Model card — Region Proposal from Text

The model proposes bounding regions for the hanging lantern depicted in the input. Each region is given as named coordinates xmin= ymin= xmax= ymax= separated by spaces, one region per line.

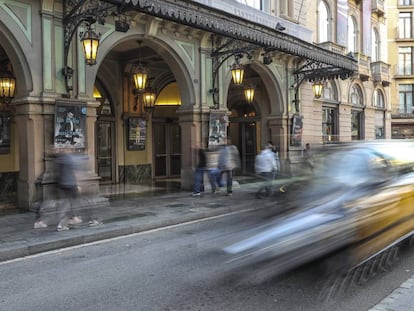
xmin=231 ymin=63 xmax=244 ymax=85
xmin=312 ymin=81 xmax=324 ymax=99
xmin=0 ymin=66 xmax=16 ymax=104
xmin=80 ymin=26 xmax=100 ymax=66
xmin=244 ymin=86 xmax=255 ymax=103
xmin=143 ymin=86 xmax=156 ymax=113
xmin=132 ymin=65 xmax=148 ymax=91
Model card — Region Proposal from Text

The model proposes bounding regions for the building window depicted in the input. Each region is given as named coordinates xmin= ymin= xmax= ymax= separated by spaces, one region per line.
xmin=399 ymin=12 xmax=412 ymax=39
xmin=399 ymin=84 xmax=414 ymax=113
xmin=398 ymin=47 xmax=413 ymax=75
xmin=374 ymin=89 xmax=385 ymax=108
xmin=371 ymin=28 xmax=380 ymax=62
xmin=322 ymin=107 xmax=337 ymax=142
xmin=348 ymin=16 xmax=357 ymax=53
xmin=351 ymin=110 xmax=363 ymax=140
xmin=375 ymin=111 xmax=385 ymax=139
xmin=349 ymin=84 xmax=363 ymax=106
xmin=399 ymin=0 xmax=412 ymax=6
xmin=322 ymin=81 xmax=338 ymax=101
xmin=317 ymin=1 xmax=330 ymax=43
xmin=236 ymin=0 xmax=270 ymax=11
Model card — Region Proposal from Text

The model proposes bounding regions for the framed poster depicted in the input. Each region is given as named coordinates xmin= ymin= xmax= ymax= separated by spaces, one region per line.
xmin=0 ymin=113 xmax=11 ymax=154
xmin=208 ymin=112 xmax=228 ymax=146
xmin=291 ymin=114 xmax=303 ymax=146
xmin=54 ymin=102 xmax=87 ymax=150
xmin=127 ymin=117 xmax=146 ymax=150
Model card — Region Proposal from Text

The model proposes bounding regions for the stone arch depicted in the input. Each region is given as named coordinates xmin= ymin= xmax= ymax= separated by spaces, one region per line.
xmin=372 ymin=87 xmax=386 ymax=109
xmin=348 ymin=81 xmax=365 ymax=106
xmin=223 ymin=60 xmax=285 ymax=115
xmin=84 ymin=32 xmax=196 ymax=110
xmin=0 ymin=20 xmax=32 ymax=99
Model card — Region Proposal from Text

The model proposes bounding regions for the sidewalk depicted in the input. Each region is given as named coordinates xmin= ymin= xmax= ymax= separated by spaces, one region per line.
xmin=0 ymin=180 xmax=267 ymax=263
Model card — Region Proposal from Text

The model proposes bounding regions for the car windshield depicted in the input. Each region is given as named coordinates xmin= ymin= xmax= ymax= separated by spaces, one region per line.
xmin=315 ymin=147 xmax=391 ymax=186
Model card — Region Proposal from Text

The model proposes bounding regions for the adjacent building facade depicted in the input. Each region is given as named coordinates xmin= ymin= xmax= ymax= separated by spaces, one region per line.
xmin=387 ymin=0 xmax=414 ymax=138
xmin=0 ymin=0 xmax=391 ymax=210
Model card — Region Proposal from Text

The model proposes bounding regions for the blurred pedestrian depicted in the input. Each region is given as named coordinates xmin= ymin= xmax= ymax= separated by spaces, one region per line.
xmin=55 ymin=149 xmax=82 ymax=231
xmin=192 ymin=145 xmax=207 ymax=196
xmin=206 ymin=147 xmax=223 ymax=193
xmin=255 ymin=144 xmax=277 ymax=198
xmin=303 ymin=143 xmax=314 ymax=173
xmin=218 ymin=137 xmax=241 ymax=196
xmin=267 ymin=141 xmax=281 ymax=178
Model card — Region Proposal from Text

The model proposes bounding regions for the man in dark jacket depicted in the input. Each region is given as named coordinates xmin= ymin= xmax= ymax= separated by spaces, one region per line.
xmin=192 ymin=145 xmax=207 ymax=196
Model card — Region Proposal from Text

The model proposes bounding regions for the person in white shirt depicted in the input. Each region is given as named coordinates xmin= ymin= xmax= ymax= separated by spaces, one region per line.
xmin=255 ymin=145 xmax=277 ymax=198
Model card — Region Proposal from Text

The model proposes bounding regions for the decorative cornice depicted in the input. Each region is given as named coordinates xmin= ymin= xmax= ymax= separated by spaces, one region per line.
xmin=106 ymin=0 xmax=357 ymax=71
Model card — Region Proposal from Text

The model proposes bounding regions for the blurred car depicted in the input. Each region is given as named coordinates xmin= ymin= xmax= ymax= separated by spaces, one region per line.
xmin=222 ymin=141 xmax=414 ymax=281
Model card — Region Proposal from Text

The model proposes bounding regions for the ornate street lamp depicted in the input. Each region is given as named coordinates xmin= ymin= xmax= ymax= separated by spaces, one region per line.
xmin=142 ymin=85 xmax=156 ymax=113
xmin=132 ymin=64 xmax=148 ymax=91
xmin=312 ymin=81 xmax=324 ymax=99
xmin=231 ymin=62 xmax=244 ymax=85
xmin=0 ymin=62 xmax=16 ymax=105
xmin=244 ymin=86 xmax=255 ymax=103
xmin=80 ymin=25 xmax=100 ymax=66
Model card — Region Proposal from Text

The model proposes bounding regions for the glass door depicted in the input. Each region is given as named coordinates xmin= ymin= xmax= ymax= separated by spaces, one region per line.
xmin=153 ymin=121 xmax=181 ymax=178
xmin=96 ymin=121 xmax=115 ymax=183
xmin=229 ymin=121 xmax=256 ymax=174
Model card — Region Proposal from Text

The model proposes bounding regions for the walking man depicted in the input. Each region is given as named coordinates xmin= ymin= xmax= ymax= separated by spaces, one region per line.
xmin=218 ymin=137 xmax=240 ymax=196
xmin=255 ymin=145 xmax=277 ymax=198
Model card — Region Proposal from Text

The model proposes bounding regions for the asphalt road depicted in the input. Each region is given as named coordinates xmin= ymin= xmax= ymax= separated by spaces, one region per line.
xmin=1 ymin=209 xmax=414 ymax=311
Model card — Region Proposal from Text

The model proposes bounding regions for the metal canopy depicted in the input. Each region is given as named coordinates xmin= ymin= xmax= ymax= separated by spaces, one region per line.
xmin=63 ymin=0 xmax=357 ymax=78
xmin=102 ymin=0 xmax=357 ymax=71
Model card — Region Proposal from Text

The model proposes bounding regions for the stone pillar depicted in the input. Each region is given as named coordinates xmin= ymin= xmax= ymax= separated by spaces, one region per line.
xmin=177 ymin=107 xmax=210 ymax=190
xmin=15 ymin=103 xmax=45 ymax=209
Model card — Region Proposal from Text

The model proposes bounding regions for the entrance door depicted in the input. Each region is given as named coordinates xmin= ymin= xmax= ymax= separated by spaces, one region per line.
xmin=229 ymin=121 xmax=256 ymax=174
xmin=153 ymin=121 xmax=181 ymax=178
xmin=96 ymin=120 xmax=115 ymax=183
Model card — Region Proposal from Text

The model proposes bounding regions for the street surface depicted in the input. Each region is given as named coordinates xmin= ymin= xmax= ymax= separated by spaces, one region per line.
xmin=1 ymin=208 xmax=414 ymax=311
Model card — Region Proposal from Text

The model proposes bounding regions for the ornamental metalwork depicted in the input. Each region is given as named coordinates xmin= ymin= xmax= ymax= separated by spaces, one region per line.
xmin=105 ymin=0 xmax=357 ymax=71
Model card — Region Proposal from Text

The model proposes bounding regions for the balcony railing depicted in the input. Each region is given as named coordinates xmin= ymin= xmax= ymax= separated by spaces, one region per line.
xmin=395 ymin=26 xmax=414 ymax=40
xmin=317 ymin=41 xmax=347 ymax=55
xmin=372 ymin=0 xmax=385 ymax=16
xmin=371 ymin=61 xmax=390 ymax=86
xmin=391 ymin=109 xmax=414 ymax=118
xmin=354 ymin=52 xmax=370 ymax=80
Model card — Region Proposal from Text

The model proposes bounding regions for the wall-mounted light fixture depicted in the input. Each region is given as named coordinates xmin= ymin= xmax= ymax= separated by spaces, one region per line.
xmin=231 ymin=62 xmax=244 ymax=85
xmin=244 ymin=86 xmax=255 ymax=103
xmin=0 ymin=61 xmax=16 ymax=105
xmin=292 ymin=60 xmax=354 ymax=113
xmin=80 ymin=24 xmax=101 ymax=66
xmin=62 ymin=1 xmax=124 ymax=95
xmin=312 ymin=81 xmax=324 ymax=99
xmin=209 ymin=36 xmax=258 ymax=109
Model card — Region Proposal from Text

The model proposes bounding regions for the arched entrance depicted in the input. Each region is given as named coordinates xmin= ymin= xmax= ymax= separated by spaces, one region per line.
xmin=94 ymin=37 xmax=194 ymax=186
xmin=94 ymin=84 xmax=116 ymax=183
xmin=152 ymin=82 xmax=181 ymax=178
xmin=229 ymin=102 xmax=259 ymax=174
